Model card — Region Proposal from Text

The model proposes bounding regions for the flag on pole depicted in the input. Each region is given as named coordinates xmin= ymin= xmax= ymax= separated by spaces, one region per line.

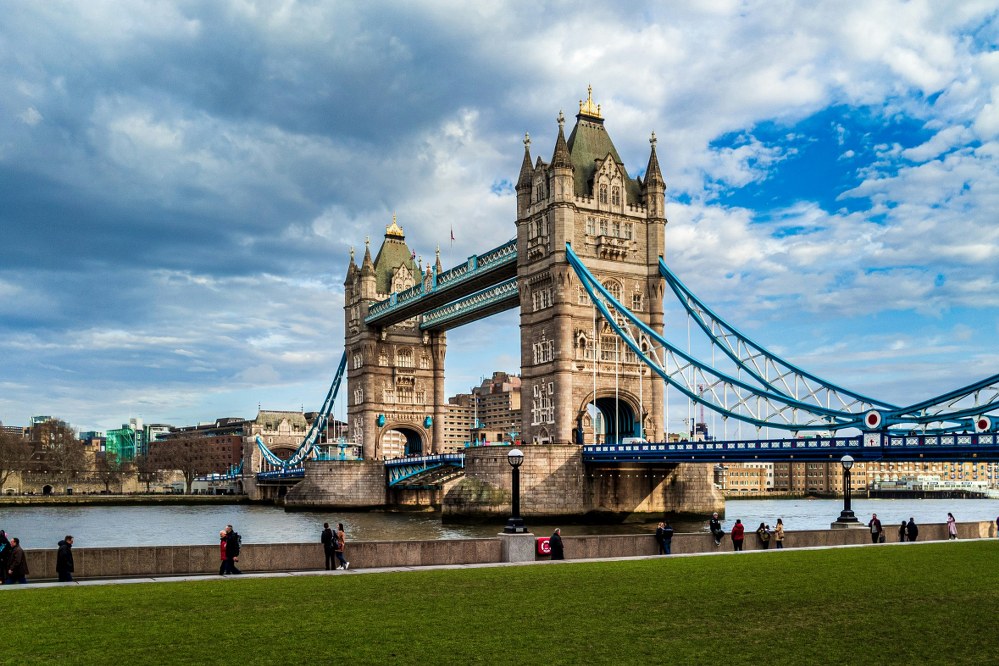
xmin=450 ymin=227 xmax=455 ymax=243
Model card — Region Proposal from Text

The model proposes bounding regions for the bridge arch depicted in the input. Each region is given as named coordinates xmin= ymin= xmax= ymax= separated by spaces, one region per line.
xmin=576 ymin=391 xmax=643 ymax=445
xmin=381 ymin=423 xmax=428 ymax=457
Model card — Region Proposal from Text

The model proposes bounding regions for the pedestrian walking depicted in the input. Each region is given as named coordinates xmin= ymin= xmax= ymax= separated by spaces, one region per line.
xmin=218 ymin=530 xmax=227 ymax=575
xmin=662 ymin=521 xmax=674 ymax=555
xmin=709 ymin=512 xmax=725 ymax=546
xmin=321 ymin=522 xmax=336 ymax=570
xmin=335 ymin=523 xmax=349 ymax=570
xmin=756 ymin=522 xmax=771 ymax=550
xmin=56 ymin=535 xmax=75 ymax=582
xmin=898 ymin=521 xmax=907 ymax=543
xmin=731 ymin=519 xmax=745 ymax=551
xmin=6 ymin=537 xmax=28 ymax=584
xmin=868 ymin=513 xmax=883 ymax=544
xmin=906 ymin=518 xmax=918 ymax=542
xmin=774 ymin=518 xmax=785 ymax=549
xmin=550 ymin=528 xmax=564 ymax=560
xmin=223 ymin=524 xmax=242 ymax=575
xmin=946 ymin=512 xmax=958 ymax=540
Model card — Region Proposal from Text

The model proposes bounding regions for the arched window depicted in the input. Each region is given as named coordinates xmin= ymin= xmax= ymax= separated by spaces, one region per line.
xmin=603 ymin=281 xmax=622 ymax=301
xmin=612 ymin=187 xmax=620 ymax=206
xmin=396 ymin=348 xmax=414 ymax=368
xmin=599 ymin=185 xmax=608 ymax=204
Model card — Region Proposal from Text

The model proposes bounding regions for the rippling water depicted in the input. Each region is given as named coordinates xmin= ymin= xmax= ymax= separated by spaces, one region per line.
xmin=1 ymin=497 xmax=997 ymax=548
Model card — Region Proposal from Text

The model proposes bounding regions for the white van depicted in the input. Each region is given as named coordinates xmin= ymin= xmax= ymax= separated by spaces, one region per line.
xmin=621 ymin=437 xmax=647 ymax=445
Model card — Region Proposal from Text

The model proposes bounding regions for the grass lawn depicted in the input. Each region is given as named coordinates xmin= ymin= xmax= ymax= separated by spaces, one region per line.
xmin=5 ymin=541 xmax=997 ymax=664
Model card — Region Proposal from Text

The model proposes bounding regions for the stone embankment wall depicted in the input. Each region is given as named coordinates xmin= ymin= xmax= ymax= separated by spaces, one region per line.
xmin=18 ymin=521 xmax=995 ymax=581
xmin=283 ymin=460 xmax=387 ymax=509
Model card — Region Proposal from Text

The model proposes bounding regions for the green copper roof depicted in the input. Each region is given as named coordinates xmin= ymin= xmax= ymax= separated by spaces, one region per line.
xmin=566 ymin=116 xmax=642 ymax=202
xmin=373 ymin=236 xmax=420 ymax=295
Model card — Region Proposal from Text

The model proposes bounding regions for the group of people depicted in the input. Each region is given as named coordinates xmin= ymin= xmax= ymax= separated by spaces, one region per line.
xmin=709 ymin=514 xmax=786 ymax=551
xmin=0 ymin=531 xmax=74 ymax=584
xmin=217 ymin=524 xmax=243 ymax=575
xmin=320 ymin=522 xmax=349 ymax=570
xmin=655 ymin=521 xmax=675 ymax=554
xmin=866 ymin=512 xmax=959 ymax=543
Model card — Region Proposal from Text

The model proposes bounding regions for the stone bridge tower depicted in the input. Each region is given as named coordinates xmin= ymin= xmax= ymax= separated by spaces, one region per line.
xmin=343 ymin=218 xmax=446 ymax=459
xmin=516 ymin=87 xmax=666 ymax=446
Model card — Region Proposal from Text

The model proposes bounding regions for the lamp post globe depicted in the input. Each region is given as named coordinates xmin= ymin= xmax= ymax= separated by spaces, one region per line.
xmin=835 ymin=454 xmax=859 ymax=525
xmin=503 ymin=448 xmax=527 ymax=534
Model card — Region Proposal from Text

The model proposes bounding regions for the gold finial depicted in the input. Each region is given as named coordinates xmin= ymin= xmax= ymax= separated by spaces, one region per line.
xmin=385 ymin=212 xmax=405 ymax=238
xmin=365 ymin=236 xmax=370 ymax=248
xmin=350 ymin=246 xmax=355 ymax=261
xmin=523 ymin=131 xmax=531 ymax=149
xmin=436 ymin=244 xmax=440 ymax=257
xmin=650 ymin=131 xmax=657 ymax=147
xmin=557 ymin=110 xmax=565 ymax=128
xmin=578 ymin=84 xmax=602 ymax=119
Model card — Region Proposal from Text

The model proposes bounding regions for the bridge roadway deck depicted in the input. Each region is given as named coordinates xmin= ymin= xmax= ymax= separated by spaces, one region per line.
xmin=584 ymin=432 xmax=999 ymax=463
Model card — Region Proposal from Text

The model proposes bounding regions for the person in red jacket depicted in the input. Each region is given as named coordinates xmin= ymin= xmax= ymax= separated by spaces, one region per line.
xmin=218 ymin=530 xmax=227 ymax=575
xmin=731 ymin=519 xmax=745 ymax=551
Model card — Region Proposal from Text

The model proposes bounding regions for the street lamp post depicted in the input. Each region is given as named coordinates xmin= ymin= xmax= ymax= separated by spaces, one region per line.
xmin=834 ymin=454 xmax=859 ymax=525
xmin=503 ymin=448 xmax=527 ymax=534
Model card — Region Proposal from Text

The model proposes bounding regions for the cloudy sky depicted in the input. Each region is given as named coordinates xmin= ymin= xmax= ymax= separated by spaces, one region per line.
xmin=2 ymin=0 xmax=998 ymax=435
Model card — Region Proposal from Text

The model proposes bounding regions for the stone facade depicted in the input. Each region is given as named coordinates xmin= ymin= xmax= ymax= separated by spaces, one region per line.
xmin=515 ymin=89 xmax=665 ymax=446
xmin=283 ymin=460 xmax=387 ymax=508
xmin=343 ymin=219 xmax=446 ymax=458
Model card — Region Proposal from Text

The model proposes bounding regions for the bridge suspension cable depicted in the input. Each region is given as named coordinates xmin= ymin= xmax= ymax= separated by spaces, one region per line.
xmin=567 ymin=245 xmax=994 ymax=433
xmin=255 ymin=351 xmax=347 ymax=469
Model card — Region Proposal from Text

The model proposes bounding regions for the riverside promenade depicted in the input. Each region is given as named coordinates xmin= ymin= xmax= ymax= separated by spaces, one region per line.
xmin=5 ymin=520 xmax=995 ymax=585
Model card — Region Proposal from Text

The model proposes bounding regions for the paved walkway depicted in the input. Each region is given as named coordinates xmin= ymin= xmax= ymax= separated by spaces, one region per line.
xmin=0 ymin=537 xmax=968 ymax=591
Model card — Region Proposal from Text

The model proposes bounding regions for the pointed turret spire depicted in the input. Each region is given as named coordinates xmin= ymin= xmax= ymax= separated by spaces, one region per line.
xmin=551 ymin=111 xmax=572 ymax=170
xmin=516 ymin=132 xmax=533 ymax=191
xmin=360 ymin=236 xmax=375 ymax=276
xmin=435 ymin=245 xmax=442 ymax=273
xmin=644 ymin=131 xmax=665 ymax=188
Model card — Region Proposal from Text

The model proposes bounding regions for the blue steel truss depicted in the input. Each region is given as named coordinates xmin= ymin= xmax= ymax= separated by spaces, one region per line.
xmin=255 ymin=351 xmax=347 ymax=470
xmin=385 ymin=453 xmax=465 ymax=486
xmin=566 ymin=244 xmax=997 ymax=433
xmin=419 ymin=278 xmax=519 ymax=330
xmin=365 ymin=239 xmax=517 ymax=327
xmin=583 ymin=432 xmax=999 ymax=463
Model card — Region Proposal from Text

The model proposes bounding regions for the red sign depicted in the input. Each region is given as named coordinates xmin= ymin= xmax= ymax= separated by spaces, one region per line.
xmin=536 ymin=537 xmax=551 ymax=555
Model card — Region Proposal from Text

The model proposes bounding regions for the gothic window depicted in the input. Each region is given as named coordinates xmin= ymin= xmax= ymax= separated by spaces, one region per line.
xmin=578 ymin=286 xmax=590 ymax=305
xmin=378 ymin=351 xmax=388 ymax=367
xmin=611 ymin=220 xmax=621 ymax=237
xmin=353 ymin=388 xmax=364 ymax=405
xmin=600 ymin=335 xmax=620 ymax=361
xmin=420 ymin=355 xmax=430 ymax=370
xmin=624 ymin=348 xmax=637 ymax=364
xmin=532 ymin=287 xmax=553 ymax=312
xmin=398 ymin=387 xmax=414 ymax=404
xmin=604 ymin=281 xmax=622 ymax=301
xmin=612 ymin=186 xmax=621 ymax=207
xmin=624 ymin=223 xmax=633 ymax=240
xmin=383 ymin=389 xmax=396 ymax=404
xmin=599 ymin=219 xmax=608 ymax=236
xmin=586 ymin=216 xmax=596 ymax=235
xmin=352 ymin=353 xmax=363 ymax=369
xmin=632 ymin=294 xmax=643 ymax=311
xmin=532 ymin=338 xmax=555 ymax=364
xmin=536 ymin=183 xmax=544 ymax=202
xmin=531 ymin=382 xmax=555 ymax=425
xmin=599 ymin=185 xmax=608 ymax=204
xmin=397 ymin=348 xmax=414 ymax=368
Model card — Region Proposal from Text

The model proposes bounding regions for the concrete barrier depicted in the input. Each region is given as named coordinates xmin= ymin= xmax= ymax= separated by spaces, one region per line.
xmin=17 ymin=521 xmax=996 ymax=581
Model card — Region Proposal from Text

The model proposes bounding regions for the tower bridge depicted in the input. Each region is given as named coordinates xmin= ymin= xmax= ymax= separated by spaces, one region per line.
xmin=248 ymin=88 xmax=999 ymax=520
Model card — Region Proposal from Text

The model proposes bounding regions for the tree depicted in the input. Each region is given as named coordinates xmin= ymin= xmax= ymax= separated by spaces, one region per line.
xmin=149 ymin=439 xmax=210 ymax=494
xmin=31 ymin=419 xmax=86 ymax=491
xmin=93 ymin=451 xmax=130 ymax=493
xmin=0 ymin=430 xmax=31 ymax=491
xmin=134 ymin=453 xmax=163 ymax=493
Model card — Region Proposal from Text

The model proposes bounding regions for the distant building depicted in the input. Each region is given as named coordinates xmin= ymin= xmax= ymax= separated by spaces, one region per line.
xmin=441 ymin=372 xmax=522 ymax=452
xmin=150 ymin=417 xmax=247 ymax=476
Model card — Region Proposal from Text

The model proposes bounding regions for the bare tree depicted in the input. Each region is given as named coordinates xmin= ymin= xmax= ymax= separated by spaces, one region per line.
xmin=149 ymin=439 xmax=210 ymax=494
xmin=93 ymin=451 xmax=130 ymax=493
xmin=31 ymin=419 xmax=86 ymax=491
xmin=134 ymin=453 xmax=163 ymax=493
xmin=0 ymin=430 xmax=31 ymax=491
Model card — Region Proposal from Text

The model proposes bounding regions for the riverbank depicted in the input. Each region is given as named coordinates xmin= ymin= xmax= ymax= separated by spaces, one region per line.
xmin=12 ymin=520 xmax=995 ymax=581
xmin=0 ymin=494 xmax=254 ymax=507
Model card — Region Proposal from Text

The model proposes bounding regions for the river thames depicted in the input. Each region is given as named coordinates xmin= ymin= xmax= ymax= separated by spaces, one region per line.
xmin=2 ymin=497 xmax=998 ymax=548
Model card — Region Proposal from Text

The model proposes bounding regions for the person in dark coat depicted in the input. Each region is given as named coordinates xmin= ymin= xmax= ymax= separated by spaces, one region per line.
xmin=906 ymin=518 xmax=918 ymax=542
xmin=655 ymin=522 xmax=666 ymax=555
xmin=223 ymin=525 xmax=242 ymax=575
xmin=0 ymin=530 xmax=10 ymax=583
xmin=709 ymin=512 xmax=725 ymax=546
xmin=56 ymin=536 xmax=75 ymax=582
xmin=898 ymin=521 xmax=907 ymax=542
xmin=321 ymin=522 xmax=335 ymax=570
xmin=661 ymin=521 xmax=674 ymax=555
xmin=867 ymin=514 xmax=883 ymax=544
xmin=550 ymin=528 xmax=564 ymax=560
xmin=6 ymin=537 xmax=28 ymax=584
